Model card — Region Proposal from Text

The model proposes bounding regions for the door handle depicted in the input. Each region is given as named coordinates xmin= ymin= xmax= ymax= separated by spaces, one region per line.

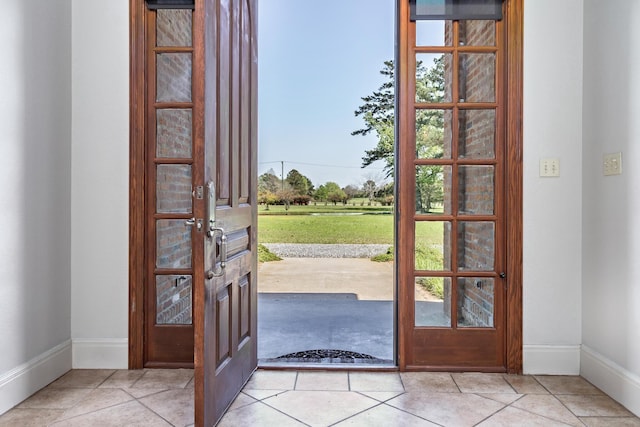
xmin=206 ymin=227 xmax=227 ymax=278
xmin=205 ymin=181 xmax=227 ymax=278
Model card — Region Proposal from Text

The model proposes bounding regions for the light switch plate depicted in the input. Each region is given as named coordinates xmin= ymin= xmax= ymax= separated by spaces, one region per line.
xmin=603 ymin=152 xmax=622 ymax=176
xmin=540 ymin=158 xmax=560 ymax=177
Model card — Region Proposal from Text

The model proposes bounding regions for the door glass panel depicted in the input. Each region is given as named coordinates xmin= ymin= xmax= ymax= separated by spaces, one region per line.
xmin=416 ymin=109 xmax=451 ymax=159
xmin=459 ymin=20 xmax=495 ymax=46
xmin=157 ymin=165 xmax=192 ymax=213
xmin=415 ymin=277 xmax=452 ymax=327
xmin=458 ymin=166 xmax=494 ymax=215
xmin=156 ymin=220 xmax=192 ymax=268
xmin=416 ymin=165 xmax=451 ymax=215
xmin=458 ymin=109 xmax=495 ymax=159
xmin=457 ymin=222 xmax=494 ymax=271
xmin=156 ymin=9 xmax=192 ymax=47
xmin=415 ymin=221 xmax=450 ymax=270
xmin=416 ymin=20 xmax=452 ymax=46
xmin=157 ymin=109 xmax=193 ymax=158
xmin=457 ymin=277 xmax=494 ymax=327
xmin=458 ymin=53 xmax=495 ymax=103
xmin=156 ymin=53 xmax=192 ymax=102
xmin=156 ymin=275 xmax=192 ymax=325
xmin=416 ymin=53 xmax=451 ymax=103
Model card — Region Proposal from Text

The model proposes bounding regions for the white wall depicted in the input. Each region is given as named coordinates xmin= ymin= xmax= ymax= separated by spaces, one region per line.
xmin=71 ymin=0 xmax=130 ymax=368
xmin=0 ymin=0 xmax=73 ymax=414
xmin=65 ymin=0 xmax=591 ymax=373
xmin=581 ymin=0 xmax=640 ymax=416
xmin=522 ymin=0 xmax=584 ymax=374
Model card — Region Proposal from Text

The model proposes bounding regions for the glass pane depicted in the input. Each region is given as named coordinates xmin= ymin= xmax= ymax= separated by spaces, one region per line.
xmin=157 ymin=9 xmax=192 ymax=47
xmin=156 ymin=53 xmax=192 ymax=102
xmin=459 ymin=20 xmax=495 ymax=46
xmin=416 ymin=109 xmax=451 ymax=159
xmin=415 ymin=277 xmax=452 ymax=327
xmin=415 ymin=221 xmax=450 ymax=270
xmin=459 ymin=53 xmax=495 ymax=103
xmin=413 ymin=0 xmax=502 ymax=21
xmin=156 ymin=275 xmax=192 ymax=325
xmin=457 ymin=277 xmax=494 ymax=327
xmin=416 ymin=53 xmax=451 ymax=103
xmin=458 ymin=166 xmax=494 ymax=215
xmin=458 ymin=109 xmax=495 ymax=159
xmin=157 ymin=165 xmax=192 ymax=213
xmin=157 ymin=109 xmax=193 ymax=158
xmin=416 ymin=165 xmax=451 ymax=215
xmin=457 ymin=222 xmax=494 ymax=271
xmin=416 ymin=20 xmax=452 ymax=46
xmin=156 ymin=219 xmax=192 ymax=268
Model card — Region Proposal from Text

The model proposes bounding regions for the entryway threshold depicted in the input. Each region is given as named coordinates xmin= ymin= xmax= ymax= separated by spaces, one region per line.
xmin=258 ymin=360 xmax=397 ymax=370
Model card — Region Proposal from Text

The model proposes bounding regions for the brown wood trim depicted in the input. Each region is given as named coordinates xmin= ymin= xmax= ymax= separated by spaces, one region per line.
xmin=396 ymin=0 xmax=411 ymax=371
xmin=505 ymin=0 xmax=524 ymax=374
xmin=129 ymin=0 xmax=146 ymax=370
xmin=192 ymin=0 xmax=207 ymax=424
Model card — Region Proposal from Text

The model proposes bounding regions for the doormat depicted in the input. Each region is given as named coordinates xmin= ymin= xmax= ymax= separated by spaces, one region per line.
xmin=265 ymin=349 xmax=392 ymax=364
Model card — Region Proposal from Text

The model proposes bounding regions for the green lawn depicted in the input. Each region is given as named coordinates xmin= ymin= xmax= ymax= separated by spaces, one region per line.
xmin=258 ymin=204 xmax=444 ymax=246
xmin=258 ymin=214 xmax=394 ymax=244
xmin=259 ymin=202 xmax=392 ymax=216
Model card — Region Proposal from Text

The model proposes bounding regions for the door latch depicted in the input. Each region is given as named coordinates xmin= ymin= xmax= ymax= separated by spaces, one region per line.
xmin=184 ymin=218 xmax=203 ymax=232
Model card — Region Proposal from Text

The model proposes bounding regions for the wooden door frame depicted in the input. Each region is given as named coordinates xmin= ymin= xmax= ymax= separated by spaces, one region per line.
xmin=396 ymin=0 xmax=523 ymax=373
xmin=502 ymin=0 xmax=524 ymax=374
xmin=129 ymin=0 xmax=146 ymax=369
xmin=129 ymin=0 xmax=523 ymax=372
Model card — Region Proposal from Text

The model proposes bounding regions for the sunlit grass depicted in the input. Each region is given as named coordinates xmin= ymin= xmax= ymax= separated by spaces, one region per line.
xmin=258 ymin=214 xmax=394 ymax=244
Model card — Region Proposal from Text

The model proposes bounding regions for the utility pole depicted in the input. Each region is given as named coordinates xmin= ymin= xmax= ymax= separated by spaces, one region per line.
xmin=281 ymin=160 xmax=284 ymax=191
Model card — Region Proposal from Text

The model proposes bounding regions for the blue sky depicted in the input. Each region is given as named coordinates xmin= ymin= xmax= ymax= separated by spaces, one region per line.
xmin=258 ymin=0 xmax=395 ymax=189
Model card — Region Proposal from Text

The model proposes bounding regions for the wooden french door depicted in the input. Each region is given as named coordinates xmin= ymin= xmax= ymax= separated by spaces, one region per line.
xmin=130 ymin=0 xmax=257 ymax=423
xmin=396 ymin=0 xmax=522 ymax=372
xmin=192 ymin=0 xmax=258 ymax=425
xmin=141 ymin=3 xmax=198 ymax=367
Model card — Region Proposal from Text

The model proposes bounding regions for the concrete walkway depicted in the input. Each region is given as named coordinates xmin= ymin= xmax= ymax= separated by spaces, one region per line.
xmin=258 ymin=258 xmax=395 ymax=363
xmin=258 ymin=258 xmax=394 ymax=300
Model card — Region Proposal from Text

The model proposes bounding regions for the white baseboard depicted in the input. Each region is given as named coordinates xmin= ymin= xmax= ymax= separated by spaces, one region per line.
xmin=581 ymin=345 xmax=640 ymax=417
xmin=72 ymin=338 xmax=128 ymax=369
xmin=0 ymin=340 xmax=72 ymax=415
xmin=523 ymin=344 xmax=581 ymax=375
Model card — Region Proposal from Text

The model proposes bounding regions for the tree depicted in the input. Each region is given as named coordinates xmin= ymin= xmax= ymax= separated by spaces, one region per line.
xmin=258 ymin=170 xmax=281 ymax=194
xmin=286 ymin=169 xmax=312 ymax=196
xmin=353 ymin=58 xmax=445 ymax=212
xmin=327 ymin=189 xmax=347 ymax=205
xmin=352 ymin=60 xmax=395 ymax=177
xmin=352 ymin=57 xmax=445 ymax=178
xmin=343 ymin=184 xmax=361 ymax=201
xmin=363 ymin=179 xmax=377 ymax=205
xmin=258 ymin=190 xmax=279 ymax=210
xmin=313 ymin=185 xmax=328 ymax=203
xmin=276 ymin=188 xmax=297 ymax=212
xmin=316 ymin=181 xmax=348 ymax=205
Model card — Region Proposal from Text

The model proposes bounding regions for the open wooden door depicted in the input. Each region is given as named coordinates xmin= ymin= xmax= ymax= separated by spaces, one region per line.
xmin=193 ymin=0 xmax=258 ymax=425
xmin=130 ymin=0 xmax=257 ymax=422
xmin=396 ymin=0 xmax=522 ymax=372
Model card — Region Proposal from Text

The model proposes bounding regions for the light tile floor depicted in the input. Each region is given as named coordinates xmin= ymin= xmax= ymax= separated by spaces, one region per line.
xmin=1 ymin=369 xmax=639 ymax=426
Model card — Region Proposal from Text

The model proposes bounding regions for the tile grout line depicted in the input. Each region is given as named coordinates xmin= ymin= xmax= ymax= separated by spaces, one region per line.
xmin=382 ymin=400 xmax=448 ymax=426
xmin=255 ymin=398 xmax=312 ymax=427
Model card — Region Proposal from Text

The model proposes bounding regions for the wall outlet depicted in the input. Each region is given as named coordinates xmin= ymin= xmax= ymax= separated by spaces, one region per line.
xmin=540 ymin=158 xmax=560 ymax=177
xmin=603 ymin=152 xmax=622 ymax=176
